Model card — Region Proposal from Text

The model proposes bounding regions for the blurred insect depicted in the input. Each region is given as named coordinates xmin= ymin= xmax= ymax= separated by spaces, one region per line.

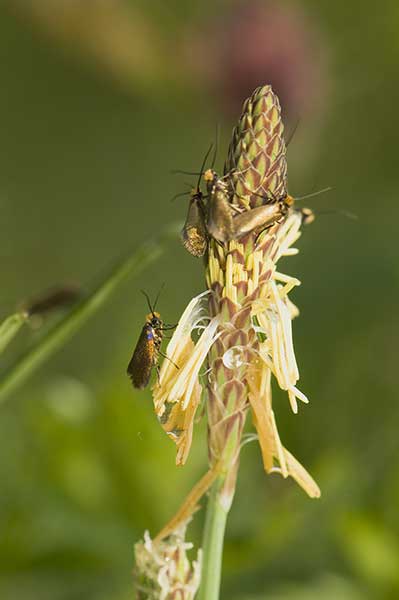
xmin=127 ymin=289 xmax=177 ymax=390
xmin=297 ymin=206 xmax=315 ymax=225
xmin=22 ymin=283 xmax=81 ymax=317
xmin=18 ymin=283 xmax=81 ymax=329
xmin=298 ymin=205 xmax=357 ymax=225
xmin=289 ymin=187 xmax=334 ymax=227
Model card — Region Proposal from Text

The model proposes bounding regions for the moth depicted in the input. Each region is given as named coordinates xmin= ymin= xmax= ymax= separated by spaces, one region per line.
xmin=204 ymin=168 xmax=293 ymax=243
xmin=127 ymin=290 xmax=177 ymax=390
xmin=181 ymin=155 xmax=298 ymax=253
xmin=181 ymin=185 xmax=208 ymax=257
xmin=180 ymin=146 xmax=213 ymax=258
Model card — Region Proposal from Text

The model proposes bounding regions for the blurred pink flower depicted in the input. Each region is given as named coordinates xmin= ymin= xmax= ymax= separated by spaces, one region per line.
xmin=188 ymin=1 xmax=327 ymax=121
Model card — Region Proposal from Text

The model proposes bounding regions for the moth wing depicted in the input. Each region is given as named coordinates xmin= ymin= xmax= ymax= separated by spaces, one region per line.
xmin=207 ymin=190 xmax=234 ymax=242
xmin=231 ymin=203 xmax=283 ymax=237
xmin=127 ymin=326 xmax=154 ymax=389
xmin=181 ymin=200 xmax=207 ymax=257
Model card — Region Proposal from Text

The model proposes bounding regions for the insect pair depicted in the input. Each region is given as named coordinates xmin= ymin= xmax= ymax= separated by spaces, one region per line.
xmin=180 ymin=148 xmax=296 ymax=258
xmin=127 ymin=289 xmax=177 ymax=390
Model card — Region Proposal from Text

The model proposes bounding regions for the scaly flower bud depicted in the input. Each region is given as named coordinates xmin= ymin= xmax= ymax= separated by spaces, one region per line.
xmin=225 ymin=85 xmax=288 ymax=206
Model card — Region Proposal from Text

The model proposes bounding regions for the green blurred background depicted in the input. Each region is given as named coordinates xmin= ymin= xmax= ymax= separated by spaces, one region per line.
xmin=1 ymin=1 xmax=398 ymax=598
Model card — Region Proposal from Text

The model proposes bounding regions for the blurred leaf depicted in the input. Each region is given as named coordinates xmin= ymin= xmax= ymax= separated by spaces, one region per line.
xmin=338 ymin=513 xmax=399 ymax=587
xmin=238 ymin=573 xmax=367 ymax=600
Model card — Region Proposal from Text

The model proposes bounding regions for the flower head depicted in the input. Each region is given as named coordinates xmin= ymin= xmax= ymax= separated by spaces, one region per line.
xmin=134 ymin=525 xmax=202 ymax=600
xmin=204 ymin=86 xmax=320 ymax=498
xmin=154 ymin=85 xmax=320 ymax=506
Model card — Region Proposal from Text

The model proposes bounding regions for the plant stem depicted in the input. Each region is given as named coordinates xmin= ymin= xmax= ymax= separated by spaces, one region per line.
xmin=0 ymin=312 xmax=27 ymax=355
xmin=198 ymin=475 xmax=229 ymax=600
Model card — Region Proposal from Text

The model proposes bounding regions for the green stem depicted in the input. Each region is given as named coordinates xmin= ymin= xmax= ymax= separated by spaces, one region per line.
xmin=0 ymin=312 xmax=28 ymax=355
xmin=198 ymin=475 xmax=229 ymax=600
xmin=0 ymin=229 xmax=178 ymax=404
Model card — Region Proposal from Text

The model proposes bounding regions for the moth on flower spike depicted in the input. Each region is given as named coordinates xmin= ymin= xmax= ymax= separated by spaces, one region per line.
xmin=127 ymin=289 xmax=177 ymax=390
xmin=180 ymin=145 xmax=214 ymax=257
xmin=205 ymin=168 xmax=292 ymax=243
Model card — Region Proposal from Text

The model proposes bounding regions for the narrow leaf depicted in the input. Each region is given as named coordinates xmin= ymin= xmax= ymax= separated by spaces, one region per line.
xmin=0 ymin=312 xmax=27 ymax=355
xmin=0 ymin=234 xmax=168 ymax=404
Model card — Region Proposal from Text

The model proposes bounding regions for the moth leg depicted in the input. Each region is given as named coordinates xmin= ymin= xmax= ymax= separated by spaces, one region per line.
xmin=159 ymin=351 xmax=179 ymax=370
xmin=160 ymin=324 xmax=177 ymax=331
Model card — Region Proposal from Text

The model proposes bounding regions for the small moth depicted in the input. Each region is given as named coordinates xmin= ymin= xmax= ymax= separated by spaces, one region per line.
xmin=22 ymin=284 xmax=81 ymax=317
xmin=204 ymin=169 xmax=235 ymax=243
xmin=205 ymin=168 xmax=292 ymax=243
xmin=297 ymin=207 xmax=315 ymax=226
xmin=127 ymin=290 xmax=177 ymax=390
xmin=180 ymin=146 xmax=214 ymax=258
xmin=181 ymin=186 xmax=208 ymax=257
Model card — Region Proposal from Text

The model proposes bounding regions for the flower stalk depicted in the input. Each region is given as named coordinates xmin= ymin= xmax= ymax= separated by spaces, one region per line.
xmin=198 ymin=475 xmax=229 ymax=600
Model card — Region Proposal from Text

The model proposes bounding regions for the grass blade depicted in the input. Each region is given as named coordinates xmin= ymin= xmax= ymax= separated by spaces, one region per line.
xmin=0 ymin=235 xmax=168 ymax=404
xmin=0 ymin=313 xmax=28 ymax=355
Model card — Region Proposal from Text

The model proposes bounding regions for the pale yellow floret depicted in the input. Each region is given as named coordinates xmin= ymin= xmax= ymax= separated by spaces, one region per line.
xmin=247 ymin=279 xmax=254 ymax=297
xmin=286 ymin=296 xmax=300 ymax=319
xmin=152 ymin=291 xmax=220 ymax=465
xmin=233 ymin=263 xmax=247 ymax=285
xmin=251 ymin=250 xmax=262 ymax=289
xmin=248 ymin=360 xmax=320 ymax=498
xmin=282 ymin=248 xmax=299 ymax=256
xmin=225 ymin=254 xmax=235 ymax=300
xmin=250 ymin=239 xmax=308 ymax=414
xmin=153 ymin=292 xmax=207 ymax=410
xmin=171 ymin=317 xmax=220 ymax=411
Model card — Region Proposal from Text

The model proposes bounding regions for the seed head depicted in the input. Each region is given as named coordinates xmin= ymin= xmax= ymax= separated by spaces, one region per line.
xmin=134 ymin=526 xmax=202 ymax=600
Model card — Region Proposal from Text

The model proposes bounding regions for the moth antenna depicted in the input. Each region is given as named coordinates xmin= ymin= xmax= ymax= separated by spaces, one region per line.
xmin=170 ymin=190 xmax=190 ymax=203
xmin=170 ymin=142 xmax=214 ymax=184
xmin=171 ymin=170 xmax=201 ymax=176
xmin=317 ymin=209 xmax=358 ymax=220
xmin=242 ymin=189 xmax=277 ymax=202
xmin=210 ymin=124 xmax=220 ymax=170
xmin=196 ymin=143 xmax=214 ymax=192
xmin=285 ymin=117 xmax=300 ymax=148
xmin=141 ymin=289 xmax=154 ymax=315
xmin=159 ymin=351 xmax=179 ymax=370
xmin=152 ymin=283 xmax=165 ymax=313
xmin=295 ymin=187 xmax=333 ymax=201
